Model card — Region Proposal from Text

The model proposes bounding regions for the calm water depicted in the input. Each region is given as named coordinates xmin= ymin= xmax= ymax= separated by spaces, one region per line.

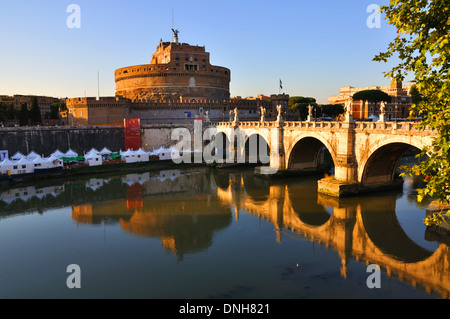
xmin=0 ymin=166 xmax=448 ymax=299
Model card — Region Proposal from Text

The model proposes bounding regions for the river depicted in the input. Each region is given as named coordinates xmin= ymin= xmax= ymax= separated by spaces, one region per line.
xmin=0 ymin=165 xmax=448 ymax=299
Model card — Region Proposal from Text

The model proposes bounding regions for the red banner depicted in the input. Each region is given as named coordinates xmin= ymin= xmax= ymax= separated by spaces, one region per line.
xmin=124 ymin=118 xmax=141 ymax=151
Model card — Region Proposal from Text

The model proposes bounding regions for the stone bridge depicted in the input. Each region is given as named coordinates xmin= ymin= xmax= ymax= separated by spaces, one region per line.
xmin=212 ymin=118 xmax=436 ymax=197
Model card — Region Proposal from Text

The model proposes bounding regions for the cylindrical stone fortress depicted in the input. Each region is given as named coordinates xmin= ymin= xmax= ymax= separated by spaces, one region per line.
xmin=115 ymin=40 xmax=230 ymax=102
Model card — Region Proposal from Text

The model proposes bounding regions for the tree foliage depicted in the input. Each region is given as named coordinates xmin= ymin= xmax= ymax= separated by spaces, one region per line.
xmin=288 ymin=97 xmax=344 ymax=120
xmin=374 ymin=1 xmax=450 ymax=220
xmin=352 ymin=89 xmax=392 ymax=103
xmin=19 ymin=103 xmax=29 ymax=126
xmin=289 ymin=96 xmax=318 ymax=120
xmin=29 ymin=97 xmax=41 ymax=125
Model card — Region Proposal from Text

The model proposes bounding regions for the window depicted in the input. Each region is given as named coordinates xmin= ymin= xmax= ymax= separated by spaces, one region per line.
xmin=184 ymin=64 xmax=198 ymax=71
xmin=13 ymin=165 xmax=17 ymax=169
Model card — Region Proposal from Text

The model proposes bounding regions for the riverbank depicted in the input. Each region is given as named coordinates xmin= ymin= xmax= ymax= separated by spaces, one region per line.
xmin=0 ymin=160 xmax=205 ymax=190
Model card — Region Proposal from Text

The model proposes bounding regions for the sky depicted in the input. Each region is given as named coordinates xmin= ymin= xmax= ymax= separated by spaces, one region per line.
xmin=0 ymin=0 xmax=403 ymax=104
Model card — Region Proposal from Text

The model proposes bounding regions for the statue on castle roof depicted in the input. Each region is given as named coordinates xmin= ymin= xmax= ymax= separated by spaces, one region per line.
xmin=172 ymin=29 xmax=180 ymax=43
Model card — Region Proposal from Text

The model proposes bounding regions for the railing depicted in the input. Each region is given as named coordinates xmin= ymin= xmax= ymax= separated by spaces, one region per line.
xmin=214 ymin=120 xmax=432 ymax=132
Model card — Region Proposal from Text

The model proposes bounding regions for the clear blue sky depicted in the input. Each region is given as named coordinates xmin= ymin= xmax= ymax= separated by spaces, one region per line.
xmin=0 ymin=0 xmax=401 ymax=103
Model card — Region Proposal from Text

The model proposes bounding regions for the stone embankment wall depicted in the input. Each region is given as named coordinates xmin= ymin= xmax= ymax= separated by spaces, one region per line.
xmin=0 ymin=126 xmax=125 ymax=156
xmin=0 ymin=124 xmax=201 ymax=157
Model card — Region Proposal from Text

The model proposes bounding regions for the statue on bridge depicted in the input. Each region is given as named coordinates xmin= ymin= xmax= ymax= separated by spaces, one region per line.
xmin=276 ymin=104 xmax=283 ymax=123
xmin=307 ymin=104 xmax=313 ymax=122
xmin=344 ymin=98 xmax=354 ymax=122
xmin=233 ymin=107 xmax=239 ymax=123
xmin=260 ymin=106 xmax=266 ymax=122
xmin=205 ymin=110 xmax=210 ymax=122
xmin=378 ymin=101 xmax=386 ymax=122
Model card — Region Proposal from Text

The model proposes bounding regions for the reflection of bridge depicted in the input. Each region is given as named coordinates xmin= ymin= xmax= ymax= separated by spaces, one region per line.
xmin=214 ymin=119 xmax=436 ymax=197
xmin=212 ymin=171 xmax=449 ymax=298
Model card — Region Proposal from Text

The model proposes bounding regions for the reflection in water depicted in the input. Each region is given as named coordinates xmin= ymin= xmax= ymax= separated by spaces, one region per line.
xmin=0 ymin=167 xmax=448 ymax=298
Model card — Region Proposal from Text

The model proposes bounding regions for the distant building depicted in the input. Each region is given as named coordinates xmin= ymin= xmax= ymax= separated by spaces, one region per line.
xmin=66 ymin=31 xmax=290 ymax=126
xmin=66 ymin=96 xmax=130 ymax=126
xmin=0 ymin=94 xmax=64 ymax=120
xmin=328 ymin=81 xmax=413 ymax=120
xmin=66 ymin=94 xmax=290 ymax=126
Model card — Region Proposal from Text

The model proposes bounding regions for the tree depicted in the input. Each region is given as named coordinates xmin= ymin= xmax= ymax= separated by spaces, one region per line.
xmin=352 ymin=89 xmax=392 ymax=116
xmin=320 ymin=104 xmax=345 ymax=119
xmin=19 ymin=103 xmax=29 ymax=126
xmin=289 ymin=96 xmax=318 ymax=120
xmin=0 ymin=102 xmax=7 ymax=122
xmin=373 ymin=0 xmax=450 ymax=224
xmin=29 ymin=97 xmax=41 ymax=125
xmin=50 ymin=102 xmax=60 ymax=119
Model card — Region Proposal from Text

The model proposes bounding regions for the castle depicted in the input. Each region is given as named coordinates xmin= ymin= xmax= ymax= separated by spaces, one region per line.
xmin=66 ymin=30 xmax=290 ymax=126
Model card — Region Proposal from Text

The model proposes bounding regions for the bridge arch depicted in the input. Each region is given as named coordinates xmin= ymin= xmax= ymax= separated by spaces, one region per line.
xmin=243 ymin=133 xmax=271 ymax=164
xmin=286 ymin=133 xmax=336 ymax=172
xmin=358 ymin=136 xmax=426 ymax=185
xmin=212 ymin=131 xmax=231 ymax=161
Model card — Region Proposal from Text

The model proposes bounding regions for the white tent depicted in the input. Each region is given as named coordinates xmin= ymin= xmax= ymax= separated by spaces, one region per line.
xmin=64 ymin=149 xmax=78 ymax=157
xmin=14 ymin=157 xmax=34 ymax=174
xmin=32 ymin=155 xmax=47 ymax=169
xmin=45 ymin=155 xmax=63 ymax=168
xmin=51 ymin=149 xmax=65 ymax=158
xmin=120 ymin=149 xmax=137 ymax=163
xmin=11 ymin=152 xmax=25 ymax=160
xmin=134 ymin=148 xmax=149 ymax=162
xmin=153 ymin=147 xmax=172 ymax=160
xmin=0 ymin=158 xmax=16 ymax=174
xmin=84 ymin=150 xmax=102 ymax=166
xmin=88 ymin=148 xmax=100 ymax=155
xmin=26 ymin=151 xmax=41 ymax=161
xmin=368 ymin=114 xmax=379 ymax=122
xmin=100 ymin=147 xmax=112 ymax=155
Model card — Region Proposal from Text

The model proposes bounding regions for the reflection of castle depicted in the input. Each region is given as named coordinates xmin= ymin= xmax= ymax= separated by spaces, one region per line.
xmin=70 ymin=169 xmax=232 ymax=260
xmin=65 ymin=31 xmax=290 ymax=125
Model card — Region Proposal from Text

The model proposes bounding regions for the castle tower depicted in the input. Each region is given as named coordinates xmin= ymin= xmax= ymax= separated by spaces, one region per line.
xmin=114 ymin=31 xmax=230 ymax=102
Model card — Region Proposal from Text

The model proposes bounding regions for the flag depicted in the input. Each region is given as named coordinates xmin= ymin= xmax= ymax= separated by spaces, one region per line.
xmin=279 ymin=79 xmax=283 ymax=90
